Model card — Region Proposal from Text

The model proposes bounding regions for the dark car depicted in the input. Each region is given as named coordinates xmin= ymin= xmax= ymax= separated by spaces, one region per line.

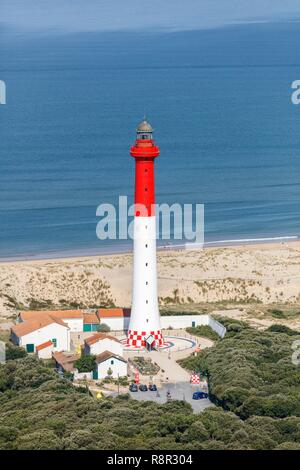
xmin=129 ymin=383 xmax=138 ymax=392
xmin=149 ymin=384 xmax=157 ymax=391
xmin=139 ymin=384 xmax=148 ymax=392
xmin=192 ymin=391 xmax=208 ymax=400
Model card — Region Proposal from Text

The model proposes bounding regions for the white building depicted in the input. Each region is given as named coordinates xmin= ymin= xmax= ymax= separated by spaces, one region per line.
xmin=36 ymin=340 xmax=54 ymax=359
xmin=94 ymin=351 xmax=127 ymax=379
xmin=11 ymin=316 xmax=70 ymax=353
xmin=98 ymin=308 xmax=131 ymax=331
xmin=84 ymin=332 xmax=123 ymax=357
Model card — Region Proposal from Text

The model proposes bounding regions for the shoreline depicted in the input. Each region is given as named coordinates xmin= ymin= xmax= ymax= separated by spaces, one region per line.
xmin=0 ymin=236 xmax=299 ymax=266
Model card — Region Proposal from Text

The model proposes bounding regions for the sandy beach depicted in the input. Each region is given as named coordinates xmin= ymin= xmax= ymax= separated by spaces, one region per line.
xmin=0 ymin=240 xmax=300 ymax=328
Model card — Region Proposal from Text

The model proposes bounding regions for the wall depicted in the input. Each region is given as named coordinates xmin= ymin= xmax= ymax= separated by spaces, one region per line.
xmin=100 ymin=317 xmax=130 ymax=331
xmin=160 ymin=314 xmax=226 ymax=338
xmin=208 ymin=316 xmax=226 ymax=338
xmin=63 ymin=318 xmax=83 ymax=332
xmin=18 ymin=323 xmax=70 ymax=352
xmin=97 ymin=358 xmax=127 ymax=378
xmin=73 ymin=370 xmax=93 ymax=380
xmin=37 ymin=345 xmax=54 ymax=359
xmin=99 ymin=314 xmax=226 ymax=338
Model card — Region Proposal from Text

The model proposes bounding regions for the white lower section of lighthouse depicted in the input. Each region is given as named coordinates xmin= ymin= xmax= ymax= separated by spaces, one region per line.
xmin=127 ymin=216 xmax=164 ymax=347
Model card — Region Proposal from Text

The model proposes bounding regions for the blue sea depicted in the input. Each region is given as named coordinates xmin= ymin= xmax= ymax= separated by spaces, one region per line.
xmin=1 ymin=22 xmax=300 ymax=260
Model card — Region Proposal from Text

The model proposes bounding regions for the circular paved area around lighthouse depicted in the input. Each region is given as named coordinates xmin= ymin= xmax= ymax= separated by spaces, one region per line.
xmin=122 ymin=334 xmax=198 ymax=353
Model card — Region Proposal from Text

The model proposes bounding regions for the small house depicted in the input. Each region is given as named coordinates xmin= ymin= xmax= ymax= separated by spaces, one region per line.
xmin=36 ymin=340 xmax=54 ymax=359
xmin=94 ymin=351 xmax=127 ymax=379
xmin=97 ymin=308 xmax=131 ymax=331
xmin=18 ymin=310 xmax=84 ymax=332
xmin=84 ymin=332 xmax=123 ymax=357
xmin=11 ymin=316 xmax=70 ymax=353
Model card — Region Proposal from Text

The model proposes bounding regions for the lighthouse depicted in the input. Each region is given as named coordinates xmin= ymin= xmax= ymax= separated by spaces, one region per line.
xmin=127 ymin=120 xmax=164 ymax=348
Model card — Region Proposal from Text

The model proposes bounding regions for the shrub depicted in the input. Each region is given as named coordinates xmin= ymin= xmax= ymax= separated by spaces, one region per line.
xmin=74 ymin=355 xmax=96 ymax=373
xmin=96 ymin=323 xmax=111 ymax=332
xmin=186 ymin=325 xmax=220 ymax=341
xmin=266 ymin=324 xmax=299 ymax=336
xmin=5 ymin=343 xmax=27 ymax=360
xmin=268 ymin=309 xmax=286 ymax=319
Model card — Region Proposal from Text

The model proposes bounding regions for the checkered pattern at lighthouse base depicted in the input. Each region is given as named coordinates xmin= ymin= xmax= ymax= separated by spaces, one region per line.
xmin=127 ymin=330 xmax=164 ymax=347
xmin=190 ymin=373 xmax=201 ymax=385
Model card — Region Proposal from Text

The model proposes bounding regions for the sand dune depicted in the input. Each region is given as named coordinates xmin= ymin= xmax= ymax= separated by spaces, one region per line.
xmin=0 ymin=241 xmax=300 ymax=320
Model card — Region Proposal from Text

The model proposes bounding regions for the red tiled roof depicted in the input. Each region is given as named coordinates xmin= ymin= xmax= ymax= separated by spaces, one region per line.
xmin=95 ymin=350 xmax=127 ymax=364
xmin=98 ymin=308 xmax=131 ymax=318
xmin=36 ymin=340 xmax=53 ymax=351
xmin=83 ymin=313 xmax=100 ymax=324
xmin=52 ymin=351 xmax=80 ymax=372
xmin=19 ymin=310 xmax=84 ymax=321
xmin=11 ymin=316 xmax=68 ymax=338
xmin=84 ymin=332 xmax=121 ymax=346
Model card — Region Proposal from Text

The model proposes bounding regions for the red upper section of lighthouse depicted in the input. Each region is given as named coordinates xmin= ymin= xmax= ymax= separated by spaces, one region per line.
xmin=131 ymin=120 xmax=159 ymax=217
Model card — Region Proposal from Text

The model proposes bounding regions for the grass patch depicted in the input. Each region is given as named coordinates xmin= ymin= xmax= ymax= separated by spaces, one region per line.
xmin=186 ymin=325 xmax=220 ymax=342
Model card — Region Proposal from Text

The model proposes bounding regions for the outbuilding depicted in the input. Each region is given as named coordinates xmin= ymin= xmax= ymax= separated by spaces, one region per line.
xmin=18 ymin=310 xmax=84 ymax=333
xmin=11 ymin=316 xmax=70 ymax=353
xmin=84 ymin=332 xmax=123 ymax=357
xmin=36 ymin=340 xmax=54 ymax=359
xmin=97 ymin=308 xmax=131 ymax=331
xmin=94 ymin=351 xmax=127 ymax=379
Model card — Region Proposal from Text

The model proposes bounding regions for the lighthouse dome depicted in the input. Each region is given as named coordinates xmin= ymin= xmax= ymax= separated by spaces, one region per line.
xmin=137 ymin=120 xmax=153 ymax=133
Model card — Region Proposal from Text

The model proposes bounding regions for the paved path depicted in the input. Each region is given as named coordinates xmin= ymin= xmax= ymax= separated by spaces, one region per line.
xmin=148 ymin=349 xmax=191 ymax=382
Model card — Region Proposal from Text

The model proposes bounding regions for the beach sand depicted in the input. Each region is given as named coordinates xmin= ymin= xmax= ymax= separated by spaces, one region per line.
xmin=0 ymin=240 xmax=300 ymax=328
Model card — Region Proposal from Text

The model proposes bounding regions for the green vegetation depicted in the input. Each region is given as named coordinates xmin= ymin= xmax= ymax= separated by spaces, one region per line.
xmin=263 ymin=305 xmax=300 ymax=320
xmin=5 ymin=343 xmax=27 ymax=361
xmin=2 ymin=294 xmax=26 ymax=311
xmin=100 ymin=376 xmax=129 ymax=387
xmin=130 ymin=356 xmax=160 ymax=375
xmin=186 ymin=325 xmax=220 ymax=342
xmin=0 ymin=356 xmax=300 ymax=449
xmin=266 ymin=324 xmax=299 ymax=336
xmin=160 ymin=309 xmax=207 ymax=316
xmin=180 ymin=323 xmax=300 ymax=421
xmin=96 ymin=323 xmax=111 ymax=332
xmin=211 ymin=316 xmax=252 ymax=336
xmin=27 ymin=299 xmax=55 ymax=310
xmin=268 ymin=309 xmax=286 ymax=319
xmin=74 ymin=355 xmax=96 ymax=373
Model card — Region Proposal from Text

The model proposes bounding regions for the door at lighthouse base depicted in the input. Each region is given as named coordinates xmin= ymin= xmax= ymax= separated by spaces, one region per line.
xmin=145 ymin=334 xmax=155 ymax=351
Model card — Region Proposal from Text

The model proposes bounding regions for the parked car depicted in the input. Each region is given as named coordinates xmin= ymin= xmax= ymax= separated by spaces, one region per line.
xmin=149 ymin=384 xmax=157 ymax=391
xmin=139 ymin=384 xmax=148 ymax=391
xmin=192 ymin=391 xmax=208 ymax=400
xmin=129 ymin=383 xmax=138 ymax=392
